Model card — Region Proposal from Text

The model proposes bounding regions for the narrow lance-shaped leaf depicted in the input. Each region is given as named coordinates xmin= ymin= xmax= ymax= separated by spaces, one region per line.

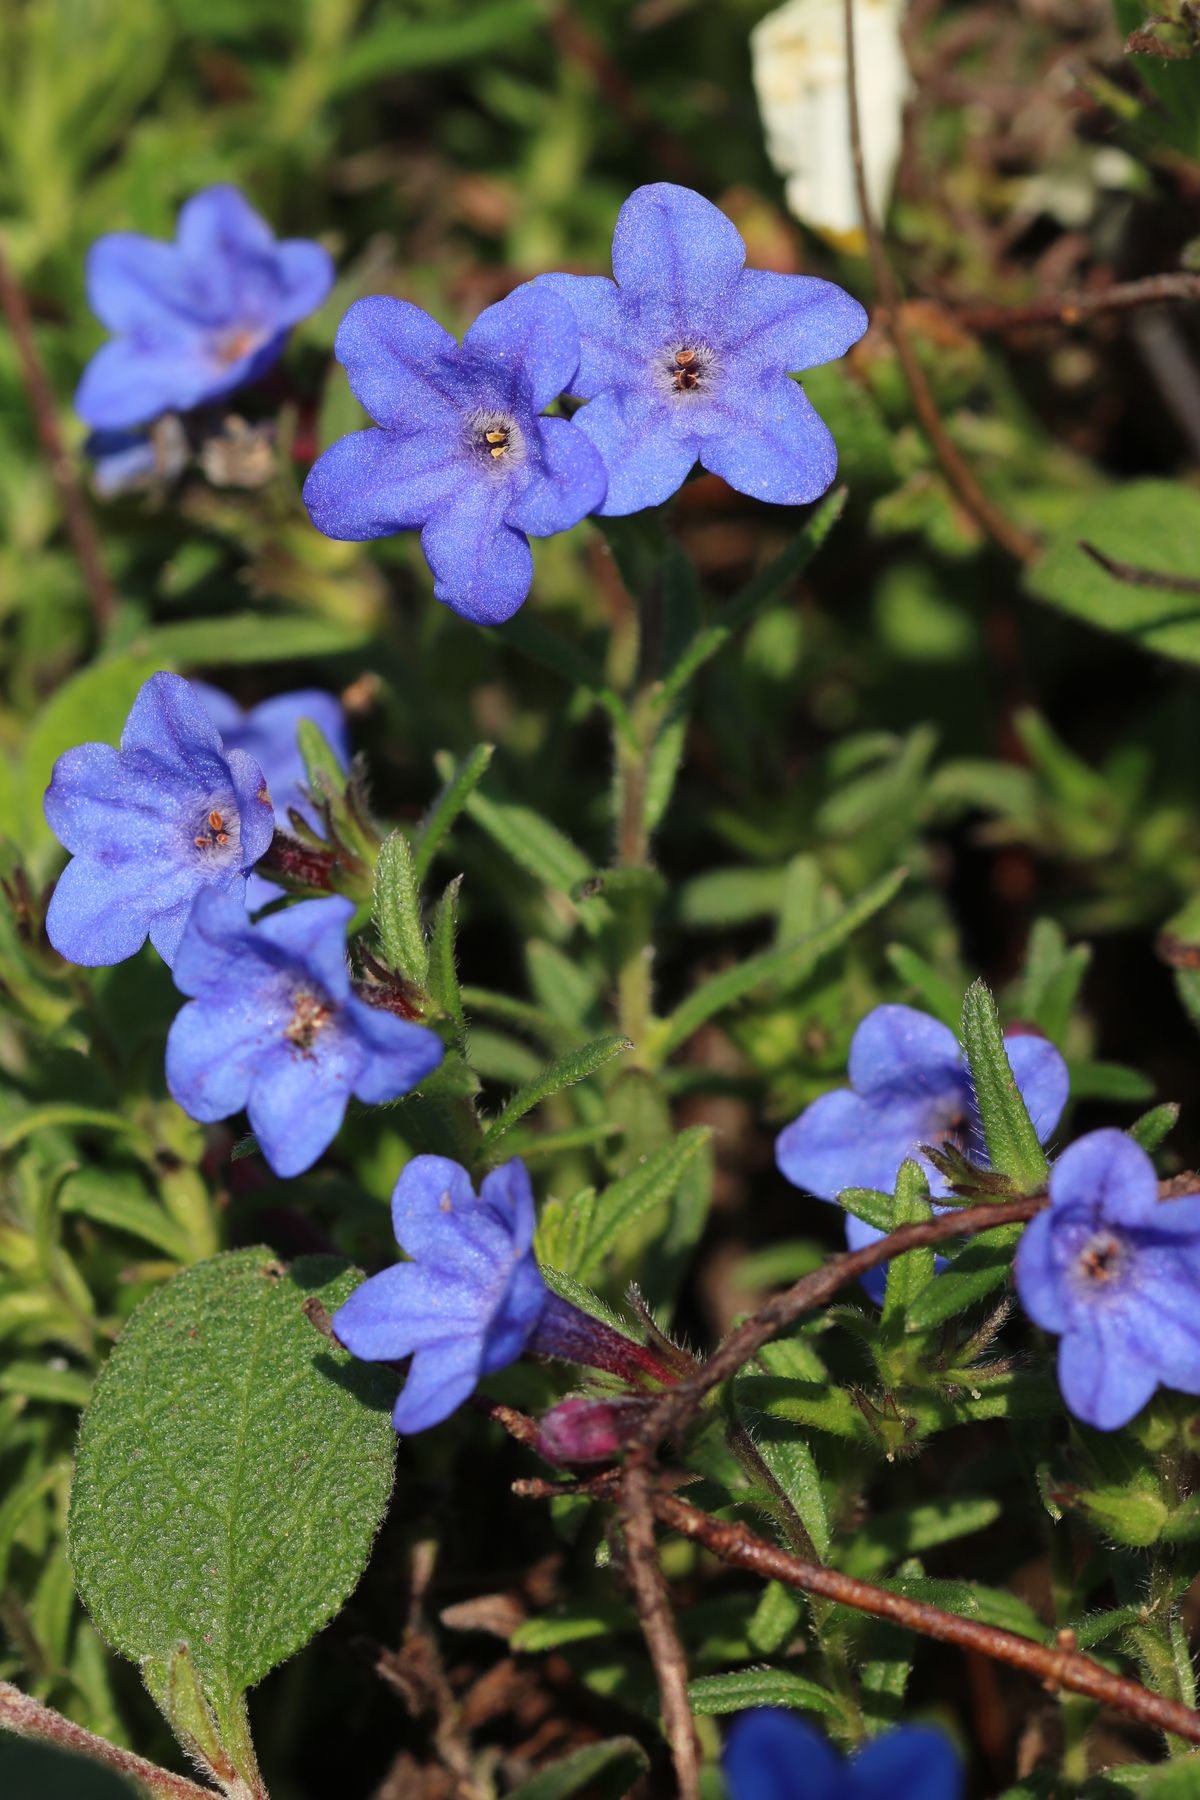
xmin=426 ymin=875 xmax=466 ymax=1036
xmin=685 ymin=1669 xmax=840 ymax=1718
xmin=651 ymin=867 xmax=905 ymax=1064
xmin=373 ymin=829 xmax=427 ymax=983
xmin=412 ymin=743 xmax=494 ymax=882
xmin=960 ymin=980 xmax=1048 ymax=1192
xmin=577 ymin=1127 xmax=713 ymax=1275
xmin=480 ymin=1033 xmax=631 ymax=1151
xmin=504 ymin=1736 xmax=650 ymax=1800
xmin=881 ymin=1158 xmax=935 ymax=1329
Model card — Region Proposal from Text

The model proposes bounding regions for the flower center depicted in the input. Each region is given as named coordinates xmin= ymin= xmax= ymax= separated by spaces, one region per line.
xmin=191 ymin=797 xmax=241 ymax=863
xmin=658 ymin=340 xmax=716 ymax=400
xmin=213 ymin=325 xmax=262 ymax=367
xmin=284 ymin=988 xmax=333 ymax=1055
xmin=1076 ymin=1231 xmax=1127 ymax=1285
xmin=468 ymin=410 xmax=523 ymax=469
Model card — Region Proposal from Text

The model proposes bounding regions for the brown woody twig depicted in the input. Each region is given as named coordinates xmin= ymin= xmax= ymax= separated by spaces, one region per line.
xmin=0 ymin=1682 xmax=217 ymax=1800
xmin=956 ymin=272 xmax=1200 ymax=335
xmin=0 ymin=243 xmax=116 ymax=630
xmin=1078 ymin=541 xmax=1200 ymax=598
xmin=617 ymin=1463 xmax=701 ymax=1800
xmin=842 ymin=0 xmax=1040 ymax=566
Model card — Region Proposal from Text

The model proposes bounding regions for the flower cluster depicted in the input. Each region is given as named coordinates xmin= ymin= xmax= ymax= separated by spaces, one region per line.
xmin=722 ymin=1712 xmax=962 ymax=1800
xmin=302 ymin=182 xmax=866 ymax=622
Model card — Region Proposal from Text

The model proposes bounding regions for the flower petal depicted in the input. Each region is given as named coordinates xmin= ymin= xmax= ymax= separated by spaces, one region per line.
xmin=390 ymin=1155 xmax=517 ymax=1282
xmin=165 ymin=992 xmax=263 ymax=1123
xmin=1058 ymin=1315 xmax=1159 ymax=1430
xmin=84 ymin=233 xmax=210 ymax=335
xmin=225 ymin=747 xmax=274 ymax=867
xmin=533 ymin=273 xmax=646 ymax=395
xmin=392 ymin=1335 xmax=483 ymax=1434
xmin=346 ymin=999 xmax=444 ymax=1104
xmin=504 ymin=416 xmax=607 ymax=536
xmin=333 ymin=1263 xmax=484 ymax=1363
xmin=176 ymin=185 xmax=277 ymax=265
xmin=776 ymin=1086 xmax=944 ymax=1202
xmin=420 ymin=486 xmax=533 ymax=624
xmin=171 ymin=884 xmax=270 ymax=998
xmin=303 ymin=426 xmax=464 ymax=540
xmin=844 ymin=1212 xmax=888 ymax=1307
xmin=698 ymin=374 xmax=837 ymax=505
xmin=45 ymin=855 xmax=159 ymax=967
xmin=75 ymin=337 xmax=218 ymax=432
xmin=245 ymin=1042 xmax=352 ymax=1176
xmin=44 ymin=741 xmax=178 ymax=859
xmin=461 ymin=285 xmax=581 ymax=413
xmin=1013 ymin=1210 xmax=1071 ymax=1333
xmin=847 ymin=1004 xmax=961 ymax=1096
xmin=1049 ymin=1128 xmax=1158 ymax=1226
xmin=253 ymin=893 xmax=356 ymax=998
xmin=121 ymin=672 xmax=225 ymax=764
xmin=852 ymin=1728 xmax=962 ymax=1800
xmin=479 ymin=1159 xmax=538 ymax=1255
xmin=722 ymin=1711 xmax=842 ymax=1800
xmin=611 ymin=183 xmax=745 ymax=316
xmin=573 ymin=390 xmax=697 ymax=517
xmin=722 ymin=268 xmax=868 ymax=374
xmin=272 ymin=240 xmax=335 ymax=327
xmin=332 ymin=296 xmax=461 ymax=429
xmin=1006 ymin=1034 xmax=1070 ymax=1143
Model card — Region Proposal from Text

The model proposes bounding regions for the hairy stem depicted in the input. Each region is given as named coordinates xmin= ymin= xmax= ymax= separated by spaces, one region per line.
xmin=0 ymin=1683 xmax=217 ymax=1800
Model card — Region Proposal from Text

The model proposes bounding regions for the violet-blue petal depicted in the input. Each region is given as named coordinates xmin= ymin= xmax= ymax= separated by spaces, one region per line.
xmin=149 ymin=884 xmax=240 ymax=968
xmin=302 ymin=426 xmax=464 ymax=540
xmin=1004 ymin=1034 xmax=1070 ymax=1140
xmin=462 ymin=284 xmax=582 ymax=413
xmin=852 ymin=1728 xmax=962 ymax=1800
xmin=43 ymin=741 xmax=174 ymax=859
xmin=246 ymin=1041 xmax=355 ymax=1178
xmin=479 ymin=1158 xmax=538 ymax=1255
xmin=176 ymin=185 xmax=276 ymax=265
xmin=391 ymin=1155 xmax=497 ymax=1269
xmin=722 ymin=1711 xmax=842 ymax=1800
xmin=699 ymin=376 xmax=837 ymax=505
xmin=1058 ymin=1315 xmax=1159 ymax=1431
xmin=844 ymin=1212 xmax=889 ymax=1307
xmin=346 ymin=999 xmax=445 ymax=1104
xmin=505 ymin=416 xmax=607 ymax=537
xmin=45 ymin=856 xmax=162 ymax=968
xmin=1050 ymin=1128 xmax=1158 ymax=1226
xmin=122 ymin=671 xmax=226 ymax=765
xmin=1012 ymin=1209 xmax=1070 ymax=1334
xmin=225 ymin=747 xmax=275 ymax=865
xmin=724 ymin=268 xmax=869 ymax=375
xmin=481 ymin=1257 xmax=549 ymax=1372
xmin=334 ymin=1263 xmax=483 ymax=1364
xmin=392 ymin=1337 xmax=483 ymax=1435
xmin=776 ymin=1086 xmax=941 ymax=1202
xmin=572 ymin=389 xmax=698 ymax=517
xmin=165 ymin=987 xmax=263 ymax=1122
xmin=420 ymin=487 xmax=533 ymax=624
xmin=270 ymin=240 xmax=336 ymax=327
xmin=170 ymin=884 xmax=268 ymax=996
xmin=332 ymin=295 xmax=461 ymax=429
xmin=250 ymin=892 xmax=356 ymax=996
xmin=75 ymin=337 xmax=215 ymax=432
xmin=84 ymin=233 xmax=206 ymax=334
xmin=847 ymin=1004 xmax=961 ymax=1095
xmin=533 ymin=272 xmax=644 ymax=395
xmin=611 ymin=182 xmax=745 ymax=313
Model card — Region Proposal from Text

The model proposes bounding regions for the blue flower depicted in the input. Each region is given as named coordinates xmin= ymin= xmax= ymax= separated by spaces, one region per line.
xmin=535 ymin=183 xmax=867 ymax=516
xmin=723 ymin=1712 xmax=962 ymax=1800
xmin=192 ymin=684 xmax=350 ymax=907
xmin=302 ymin=285 xmax=607 ymax=624
xmin=43 ymin=672 xmax=275 ymax=968
xmin=334 ymin=1154 xmax=679 ymax=1433
xmin=1015 ymin=1129 xmax=1200 ymax=1430
xmin=76 ymin=186 xmax=334 ymax=432
xmin=165 ymin=889 xmax=443 ymax=1179
xmin=776 ymin=1005 xmax=1069 ymax=1299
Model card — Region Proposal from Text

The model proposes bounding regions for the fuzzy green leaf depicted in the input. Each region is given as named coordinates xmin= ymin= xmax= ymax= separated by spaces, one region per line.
xmin=904 ymin=1227 xmax=1020 ymax=1331
xmin=1127 ymin=1103 xmax=1180 ymax=1154
xmin=504 ymin=1736 xmax=649 ymax=1800
xmin=373 ymin=830 xmax=427 ymax=983
xmin=686 ymin=1668 xmax=840 ymax=1717
xmin=480 ymin=1034 xmax=631 ymax=1151
xmin=426 ymin=876 xmax=465 ymax=1035
xmin=881 ymin=1160 xmax=935 ymax=1327
xmin=68 ymin=1250 xmax=396 ymax=1747
xmin=413 ymin=744 xmax=494 ymax=882
xmin=652 ymin=867 xmax=905 ymax=1063
xmin=960 ymin=981 xmax=1048 ymax=1192
xmin=576 ymin=1127 xmax=713 ymax=1275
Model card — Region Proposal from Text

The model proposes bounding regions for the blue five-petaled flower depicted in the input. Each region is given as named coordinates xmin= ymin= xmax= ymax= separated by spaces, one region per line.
xmin=776 ymin=1004 xmax=1069 ymax=1298
xmin=1015 ymin=1128 xmax=1200 ymax=1431
xmin=536 ymin=182 xmax=868 ymax=516
xmin=165 ymin=889 xmax=444 ymax=1179
xmin=43 ymin=672 xmax=275 ymax=969
xmin=333 ymin=1154 xmax=664 ymax=1433
xmin=75 ymin=185 xmax=334 ymax=432
xmin=722 ymin=1711 xmax=962 ymax=1800
xmin=302 ymin=285 xmax=608 ymax=625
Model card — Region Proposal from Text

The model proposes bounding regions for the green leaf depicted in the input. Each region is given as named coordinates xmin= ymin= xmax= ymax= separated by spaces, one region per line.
xmin=904 ymin=1227 xmax=1020 ymax=1331
xmin=735 ymin=1404 xmax=831 ymax=1560
xmin=960 ymin=981 xmax=1048 ymax=1192
xmin=0 ymin=1360 xmax=91 ymax=1407
xmin=480 ymin=1034 xmax=631 ymax=1151
xmin=60 ymin=1168 xmax=192 ymax=1262
xmin=837 ymin=1187 xmax=898 ymax=1234
xmin=576 ymin=1127 xmax=713 ymax=1275
xmin=881 ymin=1160 xmax=935 ymax=1327
xmin=735 ymin=1374 xmax=868 ymax=1443
xmin=747 ymin=1582 xmax=804 ymax=1656
xmin=511 ymin=1601 xmax=634 ymax=1652
xmin=296 ymin=716 xmax=348 ymax=803
xmin=1026 ymin=482 xmax=1200 ymax=665
xmin=68 ymin=1250 xmax=396 ymax=1756
xmin=426 ymin=876 xmax=466 ymax=1037
xmin=685 ymin=1668 xmax=839 ymax=1717
xmin=1016 ymin=918 xmax=1090 ymax=1043
xmin=843 ymin=1496 xmax=1003 ymax=1580
xmin=885 ymin=944 xmax=962 ymax=1031
xmin=413 ymin=744 xmax=494 ymax=883
xmin=123 ymin=612 xmax=369 ymax=670
xmin=330 ymin=0 xmax=544 ymax=96
xmin=372 ymin=830 xmax=427 ymax=983
xmin=457 ymin=783 xmax=596 ymax=896
xmin=1128 ymin=1102 xmax=1181 ymax=1154
xmin=652 ymin=867 xmax=905 ymax=1063
xmin=504 ymin=1736 xmax=650 ymax=1800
